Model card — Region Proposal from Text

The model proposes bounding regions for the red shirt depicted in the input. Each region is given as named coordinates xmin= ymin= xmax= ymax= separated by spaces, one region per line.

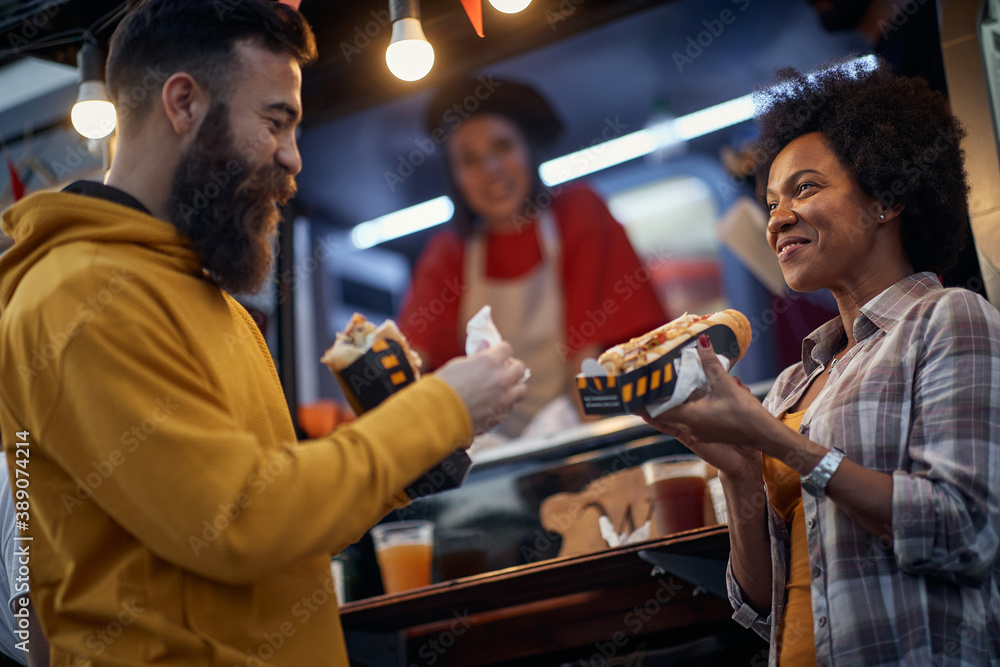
xmin=398 ymin=184 xmax=667 ymax=370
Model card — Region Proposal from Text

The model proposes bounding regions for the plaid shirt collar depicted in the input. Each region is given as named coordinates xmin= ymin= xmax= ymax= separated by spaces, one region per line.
xmin=799 ymin=272 xmax=941 ymax=375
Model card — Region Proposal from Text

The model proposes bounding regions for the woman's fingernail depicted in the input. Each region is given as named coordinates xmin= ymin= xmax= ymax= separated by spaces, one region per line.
xmin=698 ymin=334 xmax=710 ymax=348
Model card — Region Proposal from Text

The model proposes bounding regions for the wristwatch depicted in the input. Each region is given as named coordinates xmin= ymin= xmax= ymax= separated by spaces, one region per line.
xmin=800 ymin=447 xmax=846 ymax=498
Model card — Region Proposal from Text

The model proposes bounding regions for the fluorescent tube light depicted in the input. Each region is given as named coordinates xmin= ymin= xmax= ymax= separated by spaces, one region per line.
xmin=351 ymin=196 xmax=455 ymax=249
xmin=540 ymin=54 xmax=878 ymax=187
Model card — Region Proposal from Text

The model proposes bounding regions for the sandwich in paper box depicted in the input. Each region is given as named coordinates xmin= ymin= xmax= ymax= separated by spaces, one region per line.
xmin=576 ymin=310 xmax=752 ymax=416
xmin=321 ymin=313 xmax=471 ymax=498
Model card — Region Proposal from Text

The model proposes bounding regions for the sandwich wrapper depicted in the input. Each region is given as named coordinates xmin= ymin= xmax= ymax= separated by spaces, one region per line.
xmin=331 ymin=327 xmax=470 ymax=501
xmin=576 ymin=324 xmax=740 ymax=416
xmin=331 ymin=307 xmax=523 ymax=499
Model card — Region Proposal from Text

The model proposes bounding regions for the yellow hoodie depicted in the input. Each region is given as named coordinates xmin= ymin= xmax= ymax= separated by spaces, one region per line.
xmin=0 ymin=191 xmax=472 ymax=666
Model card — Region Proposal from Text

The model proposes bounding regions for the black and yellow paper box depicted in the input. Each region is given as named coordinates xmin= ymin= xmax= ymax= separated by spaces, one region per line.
xmin=333 ymin=339 xmax=472 ymax=499
xmin=576 ymin=324 xmax=740 ymax=415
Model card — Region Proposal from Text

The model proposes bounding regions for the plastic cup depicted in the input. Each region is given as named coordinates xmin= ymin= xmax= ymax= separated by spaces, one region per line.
xmin=436 ymin=528 xmax=487 ymax=581
xmin=642 ymin=455 xmax=708 ymax=536
xmin=707 ymin=476 xmax=728 ymax=524
xmin=330 ymin=557 xmax=345 ymax=604
xmin=370 ymin=521 xmax=434 ymax=594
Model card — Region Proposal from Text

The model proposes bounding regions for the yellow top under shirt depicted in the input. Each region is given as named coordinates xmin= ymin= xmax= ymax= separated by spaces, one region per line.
xmin=761 ymin=408 xmax=817 ymax=667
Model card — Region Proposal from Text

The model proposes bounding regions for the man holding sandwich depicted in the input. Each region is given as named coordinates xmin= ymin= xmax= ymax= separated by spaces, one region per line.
xmin=0 ymin=1 xmax=526 ymax=665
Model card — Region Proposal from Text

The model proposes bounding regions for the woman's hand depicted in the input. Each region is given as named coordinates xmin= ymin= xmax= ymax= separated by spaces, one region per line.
xmin=641 ymin=335 xmax=774 ymax=478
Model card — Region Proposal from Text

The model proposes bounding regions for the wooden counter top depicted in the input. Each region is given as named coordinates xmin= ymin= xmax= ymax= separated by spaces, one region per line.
xmin=341 ymin=526 xmax=743 ymax=666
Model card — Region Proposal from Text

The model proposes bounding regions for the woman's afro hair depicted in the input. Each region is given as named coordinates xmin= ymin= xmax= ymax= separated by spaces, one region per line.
xmin=751 ymin=58 xmax=970 ymax=274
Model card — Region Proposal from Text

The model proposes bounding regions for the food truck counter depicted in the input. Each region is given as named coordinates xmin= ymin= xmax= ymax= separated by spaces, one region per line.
xmin=341 ymin=526 xmax=766 ymax=666
xmin=340 ymin=386 xmax=772 ymax=665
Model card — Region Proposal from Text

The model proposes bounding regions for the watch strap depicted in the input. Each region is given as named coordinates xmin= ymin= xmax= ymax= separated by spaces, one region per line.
xmin=800 ymin=447 xmax=845 ymax=498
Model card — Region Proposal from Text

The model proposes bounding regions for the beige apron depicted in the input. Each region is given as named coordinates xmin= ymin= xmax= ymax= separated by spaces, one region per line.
xmin=459 ymin=211 xmax=568 ymax=438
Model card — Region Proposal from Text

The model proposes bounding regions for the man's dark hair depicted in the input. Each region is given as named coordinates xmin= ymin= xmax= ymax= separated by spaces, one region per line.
xmin=107 ymin=0 xmax=317 ymax=129
xmin=752 ymin=58 xmax=970 ymax=275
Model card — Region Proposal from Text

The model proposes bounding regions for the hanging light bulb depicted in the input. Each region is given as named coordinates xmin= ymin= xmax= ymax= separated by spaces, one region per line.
xmin=71 ymin=42 xmax=116 ymax=140
xmin=386 ymin=0 xmax=434 ymax=82
xmin=489 ymin=0 xmax=531 ymax=13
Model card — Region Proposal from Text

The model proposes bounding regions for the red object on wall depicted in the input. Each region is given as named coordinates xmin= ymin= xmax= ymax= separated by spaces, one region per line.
xmin=460 ymin=0 xmax=484 ymax=37
xmin=6 ymin=157 xmax=24 ymax=202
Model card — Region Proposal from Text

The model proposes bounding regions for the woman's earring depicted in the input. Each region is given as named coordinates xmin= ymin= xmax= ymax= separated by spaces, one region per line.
xmin=879 ymin=213 xmax=885 ymax=220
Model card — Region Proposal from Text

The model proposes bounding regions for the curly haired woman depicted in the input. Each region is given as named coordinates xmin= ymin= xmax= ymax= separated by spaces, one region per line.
xmin=644 ymin=59 xmax=1000 ymax=666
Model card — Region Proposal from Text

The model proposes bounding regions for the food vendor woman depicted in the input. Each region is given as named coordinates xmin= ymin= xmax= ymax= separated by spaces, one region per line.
xmin=398 ymin=77 xmax=666 ymax=437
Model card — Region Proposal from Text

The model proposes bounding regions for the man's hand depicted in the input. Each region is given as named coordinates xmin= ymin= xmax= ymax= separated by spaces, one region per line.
xmin=435 ymin=342 xmax=528 ymax=435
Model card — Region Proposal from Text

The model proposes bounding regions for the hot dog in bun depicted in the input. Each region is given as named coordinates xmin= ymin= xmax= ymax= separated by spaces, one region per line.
xmin=597 ymin=309 xmax=752 ymax=375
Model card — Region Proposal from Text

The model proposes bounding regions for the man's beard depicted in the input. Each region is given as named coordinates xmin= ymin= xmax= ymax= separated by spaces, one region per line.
xmin=167 ymin=103 xmax=297 ymax=295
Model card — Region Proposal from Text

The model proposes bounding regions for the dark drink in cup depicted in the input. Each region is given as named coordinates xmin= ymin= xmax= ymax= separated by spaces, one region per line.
xmin=438 ymin=549 xmax=488 ymax=580
xmin=436 ymin=528 xmax=487 ymax=580
xmin=642 ymin=456 xmax=708 ymax=537
xmin=648 ymin=476 xmax=707 ymax=535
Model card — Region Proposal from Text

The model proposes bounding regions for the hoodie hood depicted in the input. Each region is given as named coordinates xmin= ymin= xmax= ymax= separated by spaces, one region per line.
xmin=0 ymin=191 xmax=202 ymax=309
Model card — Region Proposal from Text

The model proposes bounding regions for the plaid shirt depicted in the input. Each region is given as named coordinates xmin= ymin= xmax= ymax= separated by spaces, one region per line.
xmin=727 ymin=273 xmax=1000 ymax=666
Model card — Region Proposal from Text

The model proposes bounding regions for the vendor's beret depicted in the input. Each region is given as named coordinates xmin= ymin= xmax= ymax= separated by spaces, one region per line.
xmin=423 ymin=75 xmax=564 ymax=147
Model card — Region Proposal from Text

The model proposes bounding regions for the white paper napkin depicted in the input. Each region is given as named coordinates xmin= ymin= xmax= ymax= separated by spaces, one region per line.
xmin=465 ymin=305 xmax=503 ymax=356
xmin=645 ymin=347 xmax=732 ymax=418
xmin=465 ymin=305 xmax=530 ymax=382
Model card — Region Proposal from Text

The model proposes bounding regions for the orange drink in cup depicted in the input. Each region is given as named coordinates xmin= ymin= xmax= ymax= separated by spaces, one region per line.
xmin=370 ymin=521 xmax=434 ymax=594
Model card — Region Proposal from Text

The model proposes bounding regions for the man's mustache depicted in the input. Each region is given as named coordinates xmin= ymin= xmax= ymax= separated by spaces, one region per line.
xmin=237 ymin=163 xmax=297 ymax=208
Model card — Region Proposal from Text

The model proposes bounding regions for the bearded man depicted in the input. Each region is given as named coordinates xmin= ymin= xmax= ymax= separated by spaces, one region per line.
xmin=0 ymin=1 xmax=526 ymax=665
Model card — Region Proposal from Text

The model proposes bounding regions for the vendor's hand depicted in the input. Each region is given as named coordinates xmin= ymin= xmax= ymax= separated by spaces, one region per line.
xmin=435 ymin=342 xmax=528 ymax=436
xmin=640 ymin=335 xmax=770 ymax=478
